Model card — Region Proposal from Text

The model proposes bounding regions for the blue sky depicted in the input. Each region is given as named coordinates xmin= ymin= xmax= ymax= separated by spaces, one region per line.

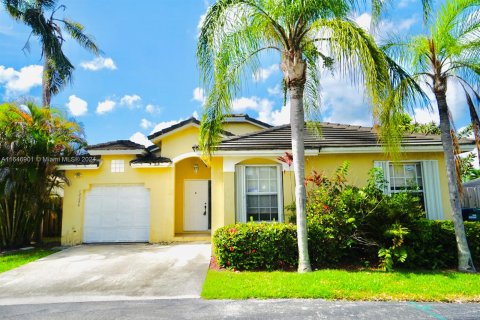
xmin=0 ymin=0 xmax=469 ymax=146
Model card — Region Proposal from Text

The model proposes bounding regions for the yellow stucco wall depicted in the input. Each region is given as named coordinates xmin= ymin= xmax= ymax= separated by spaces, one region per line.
xmin=159 ymin=126 xmax=200 ymax=160
xmin=222 ymin=122 xmax=266 ymax=135
xmin=61 ymin=155 xmax=174 ymax=245
xmin=174 ymin=157 xmax=211 ymax=233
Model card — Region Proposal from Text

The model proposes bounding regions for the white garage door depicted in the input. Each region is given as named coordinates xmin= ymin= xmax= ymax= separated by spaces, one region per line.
xmin=84 ymin=185 xmax=150 ymax=243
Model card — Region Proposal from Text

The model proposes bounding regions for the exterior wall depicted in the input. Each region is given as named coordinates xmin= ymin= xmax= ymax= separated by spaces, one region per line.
xmin=222 ymin=122 xmax=266 ymax=135
xmin=61 ymin=155 xmax=174 ymax=245
xmin=160 ymin=126 xmax=200 ymax=159
xmin=214 ymin=151 xmax=452 ymax=229
xmin=174 ymin=157 xmax=211 ymax=233
xmin=304 ymin=152 xmax=451 ymax=219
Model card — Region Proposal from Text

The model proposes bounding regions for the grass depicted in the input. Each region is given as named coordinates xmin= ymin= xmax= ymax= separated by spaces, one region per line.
xmin=0 ymin=248 xmax=58 ymax=273
xmin=202 ymin=269 xmax=480 ymax=302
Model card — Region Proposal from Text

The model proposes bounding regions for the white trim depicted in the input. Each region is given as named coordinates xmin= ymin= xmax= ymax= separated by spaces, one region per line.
xmin=57 ymin=164 xmax=99 ymax=170
xmin=223 ymin=156 xmax=290 ymax=172
xmin=321 ymin=145 xmax=473 ymax=154
xmin=215 ymin=149 xmax=319 ymax=157
xmin=172 ymin=152 xmax=202 ymax=164
xmin=235 ymin=164 xmax=284 ymax=223
xmin=88 ymin=149 xmax=145 ymax=155
xmin=130 ymin=163 xmax=172 ymax=168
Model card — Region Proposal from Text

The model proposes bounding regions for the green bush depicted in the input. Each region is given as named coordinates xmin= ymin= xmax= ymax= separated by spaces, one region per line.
xmin=213 ymin=163 xmax=480 ymax=271
xmin=213 ymin=222 xmax=298 ymax=270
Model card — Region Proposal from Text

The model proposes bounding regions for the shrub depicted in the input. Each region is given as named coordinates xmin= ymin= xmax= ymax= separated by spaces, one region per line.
xmin=213 ymin=222 xmax=297 ymax=270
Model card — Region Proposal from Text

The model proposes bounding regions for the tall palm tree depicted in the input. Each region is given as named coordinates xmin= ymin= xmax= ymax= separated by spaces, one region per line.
xmin=4 ymin=0 xmax=100 ymax=106
xmin=197 ymin=0 xmax=404 ymax=272
xmin=383 ymin=0 xmax=479 ymax=272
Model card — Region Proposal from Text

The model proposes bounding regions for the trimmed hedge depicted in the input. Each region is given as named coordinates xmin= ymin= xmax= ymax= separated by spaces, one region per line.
xmin=213 ymin=220 xmax=480 ymax=271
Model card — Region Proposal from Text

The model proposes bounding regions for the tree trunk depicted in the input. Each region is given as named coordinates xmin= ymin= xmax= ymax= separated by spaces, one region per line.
xmin=289 ymin=85 xmax=311 ymax=273
xmin=42 ymin=55 xmax=51 ymax=107
xmin=436 ymin=89 xmax=476 ymax=272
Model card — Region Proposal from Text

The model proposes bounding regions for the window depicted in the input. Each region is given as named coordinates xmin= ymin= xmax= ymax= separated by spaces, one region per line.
xmin=111 ymin=160 xmax=125 ymax=173
xmin=375 ymin=160 xmax=444 ymax=220
xmin=236 ymin=165 xmax=283 ymax=222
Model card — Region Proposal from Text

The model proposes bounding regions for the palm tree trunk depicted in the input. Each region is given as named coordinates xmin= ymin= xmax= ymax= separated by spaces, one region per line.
xmin=289 ymin=84 xmax=312 ymax=273
xmin=42 ymin=54 xmax=51 ymax=107
xmin=436 ymin=90 xmax=476 ymax=272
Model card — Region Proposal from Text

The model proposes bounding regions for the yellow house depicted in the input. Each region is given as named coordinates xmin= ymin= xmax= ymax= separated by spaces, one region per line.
xmin=59 ymin=114 xmax=474 ymax=245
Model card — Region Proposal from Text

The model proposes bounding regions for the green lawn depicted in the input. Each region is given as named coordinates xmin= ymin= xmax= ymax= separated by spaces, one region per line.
xmin=0 ymin=249 xmax=58 ymax=273
xmin=202 ymin=269 xmax=480 ymax=302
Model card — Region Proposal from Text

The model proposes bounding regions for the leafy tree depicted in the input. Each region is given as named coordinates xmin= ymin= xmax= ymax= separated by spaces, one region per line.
xmin=0 ymin=102 xmax=85 ymax=249
xmin=196 ymin=0 xmax=414 ymax=272
xmin=383 ymin=0 xmax=479 ymax=272
xmin=3 ymin=0 xmax=100 ymax=106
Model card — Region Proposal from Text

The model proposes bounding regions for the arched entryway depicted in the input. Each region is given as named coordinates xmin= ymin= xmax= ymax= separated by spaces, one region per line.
xmin=174 ymin=157 xmax=211 ymax=236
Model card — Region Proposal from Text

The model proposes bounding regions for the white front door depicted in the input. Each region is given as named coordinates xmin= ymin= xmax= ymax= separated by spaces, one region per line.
xmin=184 ymin=180 xmax=209 ymax=231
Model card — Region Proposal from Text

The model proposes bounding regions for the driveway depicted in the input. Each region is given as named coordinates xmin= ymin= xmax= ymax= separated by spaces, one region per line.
xmin=0 ymin=242 xmax=211 ymax=305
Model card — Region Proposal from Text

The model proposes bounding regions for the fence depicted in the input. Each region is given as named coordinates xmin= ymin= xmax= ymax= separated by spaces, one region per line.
xmin=461 ymin=186 xmax=480 ymax=208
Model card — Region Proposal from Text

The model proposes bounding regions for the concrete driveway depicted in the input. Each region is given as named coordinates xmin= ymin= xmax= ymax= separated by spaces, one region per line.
xmin=0 ymin=242 xmax=211 ymax=305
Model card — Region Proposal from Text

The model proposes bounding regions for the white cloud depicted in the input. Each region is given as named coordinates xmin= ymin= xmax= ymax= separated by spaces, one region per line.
xmin=145 ymin=104 xmax=162 ymax=114
xmin=398 ymin=0 xmax=416 ymax=8
xmin=231 ymin=96 xmax=276 ymax=125
xmin=192 ymin=110 xmax=200 ymax=119
xmin=149 ymin=112 xmax=199 ymax=135
xmin=353 ymin=12 xmax=417 ymax=40
xmin=0 ymin=65 xmax=43 ymax=96
xmin=270 ymin=103 xmax=290 ymax=126
xmin=80 ymin=57 xmax=117 ymax=71
xmin=66 ymin=95 xmax=88 ymax=116
xmin=197 ymin=13 xmax=207 ymax=35
xmin=253 ymin=64 xmax=279 ymax=82
xmin=96 ymin=99 xmax=116 ymax=114
xmin=129 ymin=132 xmax=153 ymax=147
xmin=140 ymin=118 xmax=154 ymax=129
xmin=120 ymin=94 xmax=141 ymax=107
xmin=192 ymin=87 xmax=206 ymax=104
xmin=267 ymin=84 xmax=283 ymax=97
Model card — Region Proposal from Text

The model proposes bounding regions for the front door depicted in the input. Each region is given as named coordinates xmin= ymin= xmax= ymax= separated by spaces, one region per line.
xmin=184 ymin=180 xmax=209 ymax=231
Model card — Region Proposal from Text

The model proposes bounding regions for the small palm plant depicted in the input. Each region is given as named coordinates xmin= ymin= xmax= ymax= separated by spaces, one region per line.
xmin=4 ymin=0 xmax=100 ymax=106
xmin=383 ymin=0 xmax=479 ymax=272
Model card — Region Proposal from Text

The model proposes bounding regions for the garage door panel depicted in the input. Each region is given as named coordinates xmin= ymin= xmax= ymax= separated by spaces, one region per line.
xmin=84 ymin=185 xmax=150 ymax=243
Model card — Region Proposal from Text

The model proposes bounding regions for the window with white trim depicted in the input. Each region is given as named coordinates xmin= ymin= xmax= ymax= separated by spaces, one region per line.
xmin=375 ymin=160 xmax=444 ymax=219
xmin=236 ymin=165 xmax=283 ymax=222
xmin=389 ymin=162 xmax=424 ymax=207
xmin=111 ymin=160 xmax=125 ymax=173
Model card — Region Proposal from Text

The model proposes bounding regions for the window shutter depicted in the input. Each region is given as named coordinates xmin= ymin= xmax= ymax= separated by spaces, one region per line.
xmin=421 ymin=160 xmax=444 ymax=220
xmin=235 ymin=165 xmax=246 ymax=223
xmin=373 ymin=161 xmax=390 ymax=194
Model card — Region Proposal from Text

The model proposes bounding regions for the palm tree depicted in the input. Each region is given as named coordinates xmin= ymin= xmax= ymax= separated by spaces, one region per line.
xmin=383 ymin=0 xmax=479 ymax=272
xmin=196 ymin=0 xmax=405 ymax=272
xmin=4 ymin=0 xmax=100 ymax=106
xmin=0 ymin=102 xmax=86 ymax=249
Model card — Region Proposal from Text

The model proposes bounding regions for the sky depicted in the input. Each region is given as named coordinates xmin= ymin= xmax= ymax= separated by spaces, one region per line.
xmin=0 ymin=0 xmax=471 ymax=147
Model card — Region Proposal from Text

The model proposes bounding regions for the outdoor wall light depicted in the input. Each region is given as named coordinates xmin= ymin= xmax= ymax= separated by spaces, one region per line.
xmin=74 ymin=172 xmax=82 ymax=178
xmin=193 ymin=163 xmax=199 ymax=174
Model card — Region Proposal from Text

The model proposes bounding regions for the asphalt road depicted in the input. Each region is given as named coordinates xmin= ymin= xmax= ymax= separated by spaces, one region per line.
xmin=1 ymin=299 xmax=479 ymax=320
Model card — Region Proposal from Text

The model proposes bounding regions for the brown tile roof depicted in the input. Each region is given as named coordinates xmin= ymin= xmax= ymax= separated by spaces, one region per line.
xmin=130 ymin=154 xmax=172 ymax=165
xmin=216 ymin=123 xmax=474 ymax=151
xmin=86 ymin=140 xmax=146 ymax=151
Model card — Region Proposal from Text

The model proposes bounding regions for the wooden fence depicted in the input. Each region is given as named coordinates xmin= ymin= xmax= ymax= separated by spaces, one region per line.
xmin=461 ymin=186 xmax=480 ymax=208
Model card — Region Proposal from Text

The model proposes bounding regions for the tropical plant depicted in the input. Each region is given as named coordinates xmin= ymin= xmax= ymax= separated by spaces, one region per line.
xmin=0 ymin=102 xmax=85 ymax=249
xmin=195 ymin=0 xmax=417 ymax=272
xmin=3 ymin=0 xmax=100 ymax=106
xmin=383 ymin=0 xmax=479 ymax=271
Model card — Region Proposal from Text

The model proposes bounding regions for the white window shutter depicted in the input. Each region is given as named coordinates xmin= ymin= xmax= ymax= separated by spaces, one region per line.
xmin=235 ymin=165 xmax=246 ymax=223
xmin=373 ymin=161 xmax=390 ymax=194
xmin=421 ymin=160 xmax=444 ymax=220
